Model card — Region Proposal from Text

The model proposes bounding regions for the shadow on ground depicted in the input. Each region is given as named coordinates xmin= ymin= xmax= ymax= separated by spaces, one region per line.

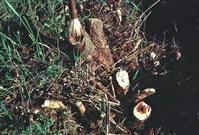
xmin=137 ymin=0 xmax=199 ymax=134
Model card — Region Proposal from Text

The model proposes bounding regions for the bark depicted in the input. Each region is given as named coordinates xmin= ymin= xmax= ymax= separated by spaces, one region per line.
xmin=69 ymin=18 xmax=114 ymax=71
xmin=85 ymin=18 xmax=114 ymax=70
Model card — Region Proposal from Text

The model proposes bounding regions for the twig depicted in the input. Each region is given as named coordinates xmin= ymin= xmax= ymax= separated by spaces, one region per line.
xmin=89 ymin=79 xmax=120 ymax=105
xmin=45 ymin=69 xmax=66 ymax=92
xmin=140 ymin=0 xmax=160 ymax=19
xmin=109 ymin=117 xmax=128 ymax=134
xmin=105 ymin=94 xmax=128 ymax=134
xmin=105 ymin=94 xmax=110 ymax=135
xmin=69 ymin=0 xmax=78 ymax=19
xmin=109 ymin=76 xmax=116 ymax=98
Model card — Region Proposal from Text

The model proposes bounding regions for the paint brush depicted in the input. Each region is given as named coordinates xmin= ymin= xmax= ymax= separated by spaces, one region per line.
xmin=68 ymin=0 xmax=83 ymax=44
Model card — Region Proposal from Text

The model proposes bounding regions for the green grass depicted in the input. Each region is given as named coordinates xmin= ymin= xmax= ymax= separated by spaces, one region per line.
xmin=0 ymin=0 xmax=72 ymax=134
xmin=23 ymin=115 xmax=54 ymax=135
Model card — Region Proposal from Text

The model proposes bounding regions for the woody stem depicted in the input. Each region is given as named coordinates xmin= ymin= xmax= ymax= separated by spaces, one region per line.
xmin=69 ymin=0 xmax=78 ymax=19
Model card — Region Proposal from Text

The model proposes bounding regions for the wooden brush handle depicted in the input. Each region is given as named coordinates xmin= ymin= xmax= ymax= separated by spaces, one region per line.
xmin=69 ymin=0 xmax=78 ymax=19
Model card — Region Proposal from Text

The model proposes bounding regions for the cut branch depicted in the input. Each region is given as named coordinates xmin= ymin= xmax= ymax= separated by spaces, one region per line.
xmin=69 ymin=0 xmax=78 ymax=19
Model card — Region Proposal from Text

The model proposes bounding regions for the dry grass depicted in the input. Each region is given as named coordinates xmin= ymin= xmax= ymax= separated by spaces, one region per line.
xmin=0 ymin=0 xmax=176 ymax=134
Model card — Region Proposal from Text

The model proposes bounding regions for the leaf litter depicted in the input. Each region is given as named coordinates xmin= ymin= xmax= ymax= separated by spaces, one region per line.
xmin=0 ymin=0 xmax=180 ymax=134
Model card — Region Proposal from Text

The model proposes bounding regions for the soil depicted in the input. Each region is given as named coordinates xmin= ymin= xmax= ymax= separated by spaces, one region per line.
xmin=136 ymin=0 xmax=199 ymax=134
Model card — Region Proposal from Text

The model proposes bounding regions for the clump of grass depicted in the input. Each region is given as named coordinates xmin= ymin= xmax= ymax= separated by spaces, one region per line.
xmin=0 ymin=0 xmax=75 ymax=133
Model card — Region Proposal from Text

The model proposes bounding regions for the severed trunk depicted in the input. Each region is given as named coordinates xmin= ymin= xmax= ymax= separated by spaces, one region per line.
xmin=84 ymin=18 xmax=114 ymax=70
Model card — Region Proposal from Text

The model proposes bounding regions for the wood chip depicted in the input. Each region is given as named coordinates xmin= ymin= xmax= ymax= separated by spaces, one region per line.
xmin=133 ymin=101 xmax=151 ymax=121
xmin=135 ymin=88 xmax=156 ymax=103
xmin=116 ymin=69 xmax=130 ymax=90
xmin=75 ymin=101 xmax=86 ymax=114
xmin=42 ymin=100 xmax=67 ymax=109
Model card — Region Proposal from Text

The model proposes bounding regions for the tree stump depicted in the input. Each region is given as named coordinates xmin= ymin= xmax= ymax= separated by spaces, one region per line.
xmin=85 ymin=18 xmax=114 ymax=70
xmin=69 ymin=18 xmax=114 ymax=71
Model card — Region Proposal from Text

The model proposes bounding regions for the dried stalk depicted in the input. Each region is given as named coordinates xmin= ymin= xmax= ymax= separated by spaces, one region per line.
xmin=69 ymin=0 xmax=78 ymax=19
xmin=68 ymin=0 xmax=83 ymax=41
xmin=89 ymin=79 xmax=120 ymax=105
xmin=114 ymin=0 xmax=122 ymax=23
